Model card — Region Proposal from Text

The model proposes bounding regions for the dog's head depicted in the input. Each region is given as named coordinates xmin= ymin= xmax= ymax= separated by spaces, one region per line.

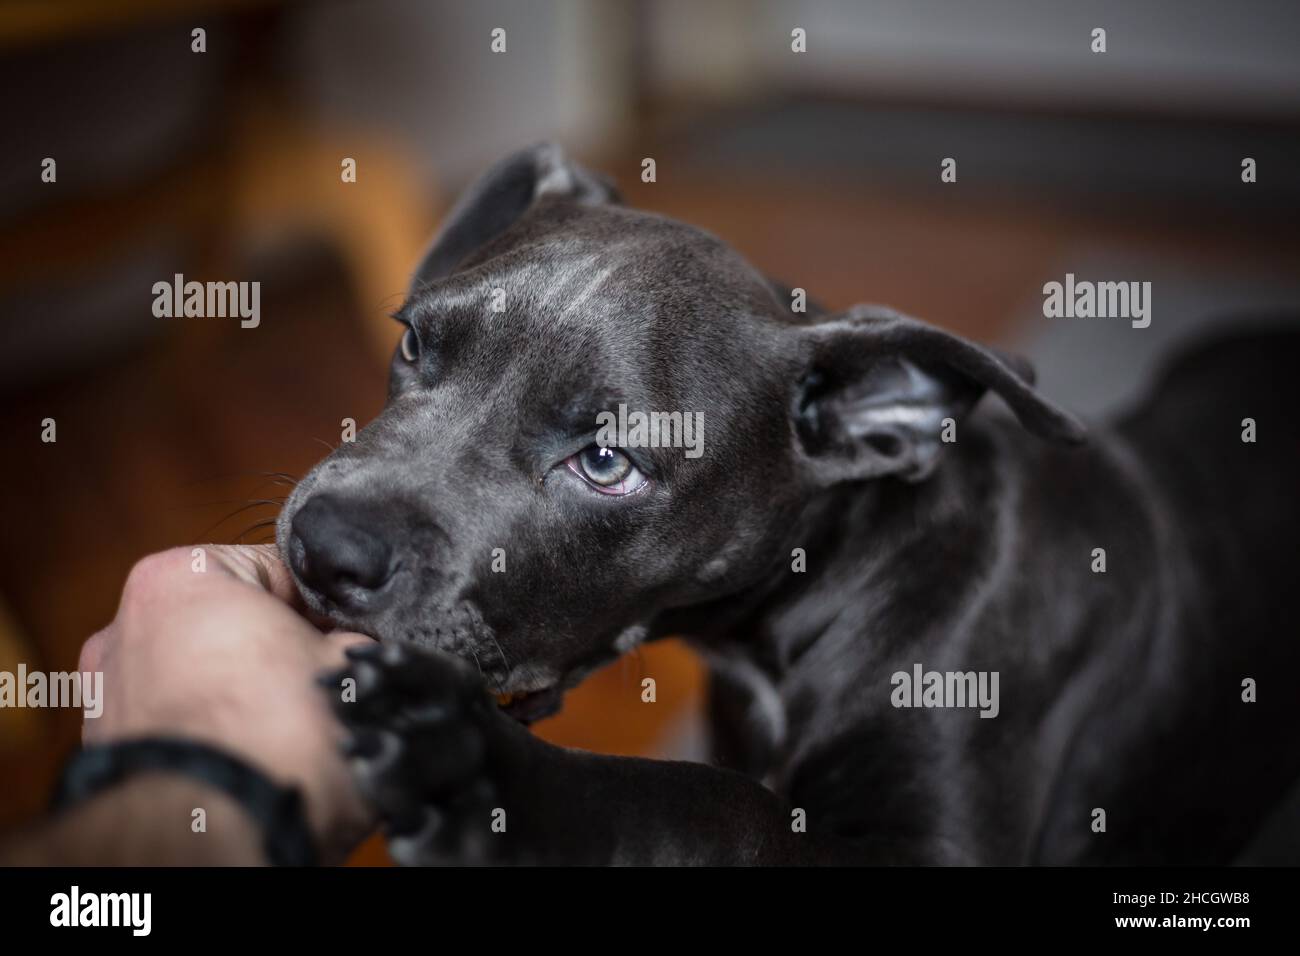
xmin=277 ymin=143 xmax=1083 ymax=721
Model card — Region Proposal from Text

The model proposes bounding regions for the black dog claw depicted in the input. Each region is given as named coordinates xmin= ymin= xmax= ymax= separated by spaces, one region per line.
xmin=327 ymin=641 xmax=523 ymax=864
xmin=344 ymin=642 xmax=384 ymax=662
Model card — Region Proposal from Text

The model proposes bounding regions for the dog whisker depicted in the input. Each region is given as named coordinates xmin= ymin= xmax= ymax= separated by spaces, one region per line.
xmin=195 ymin=499 xmax=287 ymax=541
xmin=260 ymin=471 xmax=300 ymax=489
xmin=232 ymin=518 xmax=280 ymax=544
xmin=465 ymin=644 xmax=486 ymax=682
xmin=485 ymin=633 xmax=512 ymax=688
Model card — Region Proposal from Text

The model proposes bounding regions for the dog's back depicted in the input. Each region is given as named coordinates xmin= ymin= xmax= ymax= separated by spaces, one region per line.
xmin=1119 ymin=327 xmax=1300 ymax=656
xmin=1063 ymin=327 xmax=1300 ymax=862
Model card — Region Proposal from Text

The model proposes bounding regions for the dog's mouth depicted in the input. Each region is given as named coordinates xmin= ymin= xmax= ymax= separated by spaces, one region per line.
xmin=490 ymin=647 xmax=622 ymax=724
xmin=495 ymin=686 xmax=563 ymax=724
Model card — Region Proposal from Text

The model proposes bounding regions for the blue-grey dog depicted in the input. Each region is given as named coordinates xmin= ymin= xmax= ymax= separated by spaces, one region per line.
xmin=277 ymin=144 xmax=1300 ymax=865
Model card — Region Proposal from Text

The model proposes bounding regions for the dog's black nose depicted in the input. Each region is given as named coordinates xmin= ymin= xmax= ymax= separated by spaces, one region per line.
xmin=289 ymin=493 xmax=394 ymax=608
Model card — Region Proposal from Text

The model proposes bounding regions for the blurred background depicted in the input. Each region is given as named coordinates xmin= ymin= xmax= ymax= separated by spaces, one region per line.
xmin=1 ymin=0 xmax=1297 ymax=863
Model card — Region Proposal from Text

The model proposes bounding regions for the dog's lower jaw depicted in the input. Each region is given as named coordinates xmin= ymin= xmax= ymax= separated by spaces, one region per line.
xmin=496 ymin=686 xmax=564 ymax=723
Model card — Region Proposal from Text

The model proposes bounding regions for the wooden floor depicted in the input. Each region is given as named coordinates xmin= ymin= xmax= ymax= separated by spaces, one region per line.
xmin=1 ymin=151 xmax=1296 ymax=862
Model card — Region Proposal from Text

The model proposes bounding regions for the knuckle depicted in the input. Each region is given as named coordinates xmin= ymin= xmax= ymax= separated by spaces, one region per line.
xmin=121 ymin=548 xmax=195 ymax=606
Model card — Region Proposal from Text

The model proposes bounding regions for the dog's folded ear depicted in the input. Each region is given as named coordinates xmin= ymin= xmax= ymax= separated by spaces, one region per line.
xmin=411 ymin=142 xmax=619 ymax=291
xmin=794 ymin=305 xmax=1086 ymax=485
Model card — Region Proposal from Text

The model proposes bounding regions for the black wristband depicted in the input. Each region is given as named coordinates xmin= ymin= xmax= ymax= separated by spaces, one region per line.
xmin=51 ymin=738 xmax=319 ymax=866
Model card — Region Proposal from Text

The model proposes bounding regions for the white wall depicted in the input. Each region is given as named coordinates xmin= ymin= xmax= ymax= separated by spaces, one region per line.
xmin=647 ymin=0 xmax=1300 ymax=116
xmin=289 ymin=0 xmax=635 ymax=187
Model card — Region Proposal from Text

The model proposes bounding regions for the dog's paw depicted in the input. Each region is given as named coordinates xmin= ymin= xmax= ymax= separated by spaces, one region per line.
xmin=322 ymin=642 xmax=531 ymax=865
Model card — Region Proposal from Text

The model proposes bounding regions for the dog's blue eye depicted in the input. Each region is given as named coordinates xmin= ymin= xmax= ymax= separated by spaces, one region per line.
xmin=566 ymin=446 xmax=647 ymax=496
xmin=399 ymin=327 xmax=420 ymax=362
xmin=582 ymin=446 xmax=629 ymax=483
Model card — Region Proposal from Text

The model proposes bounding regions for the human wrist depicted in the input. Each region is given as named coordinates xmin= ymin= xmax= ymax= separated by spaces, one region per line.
xmin=4 ymin=773 xmax=262 ymax=866
xmin=52 ymin=738 xmax=321 ymax=865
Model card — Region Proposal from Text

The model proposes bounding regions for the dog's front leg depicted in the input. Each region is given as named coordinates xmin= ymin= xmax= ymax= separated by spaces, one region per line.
xmin=327 ymin=643 xmax=836 ymax=865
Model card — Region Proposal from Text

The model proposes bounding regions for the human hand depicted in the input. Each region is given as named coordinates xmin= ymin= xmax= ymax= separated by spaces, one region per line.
xmin=78 ymin=544 xmax=376 ymax=862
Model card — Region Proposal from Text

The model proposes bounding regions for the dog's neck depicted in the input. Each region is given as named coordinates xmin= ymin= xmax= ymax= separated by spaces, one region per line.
xmin=663 ymin=423 xmax=1005 ymax=665
xmin=669 ymin=413 xmax=1150 ymax=684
